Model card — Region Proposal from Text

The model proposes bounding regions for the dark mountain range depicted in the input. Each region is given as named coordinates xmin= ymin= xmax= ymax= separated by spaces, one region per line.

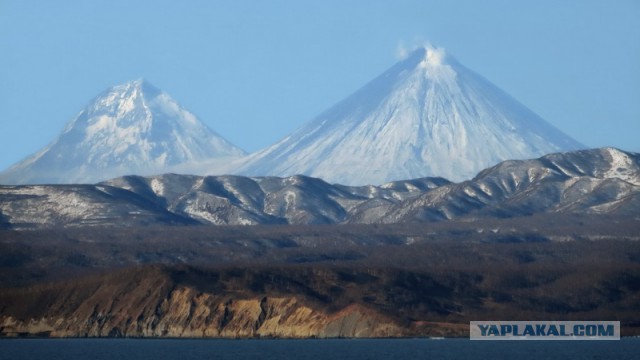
xmin=1 ymin=148 xmax=637 ymax=229
xmin=377 ymin=147 xmax=640 ymax=222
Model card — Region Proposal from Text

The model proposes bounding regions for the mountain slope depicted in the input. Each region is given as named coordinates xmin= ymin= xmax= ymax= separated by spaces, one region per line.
xmin=374 ymin=147 xmax=640 ymax=223
xmin=0 ymin=184 xmax=197 ymax=228
xmin=100 ymin=174 xmax=449 ymax=226
xmin=0 ymin=79 xmax=245 ymax=184
xmin=0 ymin=173 xmax=446 ymax=228
xmin=238 ymin=46 xmax=583 ymax=185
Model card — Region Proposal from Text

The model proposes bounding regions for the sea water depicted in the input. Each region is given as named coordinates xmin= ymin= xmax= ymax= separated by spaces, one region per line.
xmin=0 ymin=338 xmax=638 ymax=360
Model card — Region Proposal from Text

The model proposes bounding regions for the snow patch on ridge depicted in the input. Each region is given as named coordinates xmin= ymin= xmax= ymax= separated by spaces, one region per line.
xmin=603 ymin=147 xmax=640 ymax=185
xmin=150 ymin=178 xmax=165 ymax=196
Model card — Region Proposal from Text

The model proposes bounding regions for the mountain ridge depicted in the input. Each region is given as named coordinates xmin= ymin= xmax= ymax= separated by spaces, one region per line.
xmin=377 ymin=147 xmax=640 ymax=223
xmin=1 ymin=148 xmax=637 ymax=229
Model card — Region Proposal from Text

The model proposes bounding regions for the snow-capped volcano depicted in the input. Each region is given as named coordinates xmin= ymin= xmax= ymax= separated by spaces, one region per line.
xmin=0 ymin=79 xmax=245 ymax=184
xmin=239 ymin=46 xmax=584 ymax=184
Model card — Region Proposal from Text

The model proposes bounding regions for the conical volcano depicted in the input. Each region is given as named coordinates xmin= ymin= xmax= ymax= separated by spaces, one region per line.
xmin=239 ymin=46 xmax=583 ymax=184
xmin=0 ymin=79 xmax=246 ymax=184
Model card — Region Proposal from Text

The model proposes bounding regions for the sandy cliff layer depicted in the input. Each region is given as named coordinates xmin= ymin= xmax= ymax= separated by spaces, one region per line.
xmin=0 ymin=292 xmax=403 ymax=338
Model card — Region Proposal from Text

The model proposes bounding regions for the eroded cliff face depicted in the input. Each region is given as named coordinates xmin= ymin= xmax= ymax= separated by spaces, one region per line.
xmin=0 ymin=292 xmax=402 ymax=338
xmin=3 ymin=237 xmax=640 ymax=338
xmin=0 ymin=266 xmax=406 ymax=338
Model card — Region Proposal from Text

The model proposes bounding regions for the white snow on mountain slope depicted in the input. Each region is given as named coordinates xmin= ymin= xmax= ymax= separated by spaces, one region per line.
xmin=0 ymin=79 xmax=245 ymax=184
xmin=238 ymin=46 xmax=584 ymax=185
xmin=601 ymin=147 xmax=640 ymax=185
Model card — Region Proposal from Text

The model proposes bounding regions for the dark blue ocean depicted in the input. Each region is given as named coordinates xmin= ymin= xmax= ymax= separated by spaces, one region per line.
xmin=1 ymin=338 xmax=638 ymax=360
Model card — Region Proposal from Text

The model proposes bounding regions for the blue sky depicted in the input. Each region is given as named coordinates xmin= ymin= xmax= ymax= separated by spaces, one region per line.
xmin=1 ymin=0 xmax=638 ymax=170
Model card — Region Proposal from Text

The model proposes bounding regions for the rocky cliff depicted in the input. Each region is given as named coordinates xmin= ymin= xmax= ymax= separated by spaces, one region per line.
xmin=2 ymin=252 xmax=639 ymax=338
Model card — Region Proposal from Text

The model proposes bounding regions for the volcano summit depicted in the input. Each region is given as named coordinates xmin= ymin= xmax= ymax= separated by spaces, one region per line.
xmin=0 ymin=79 xmax=245 ymax=184
xmin=239 ymin=46 xmax=584 ymax=184
xmin=1 ymin=48 xmax=586 ymax=186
